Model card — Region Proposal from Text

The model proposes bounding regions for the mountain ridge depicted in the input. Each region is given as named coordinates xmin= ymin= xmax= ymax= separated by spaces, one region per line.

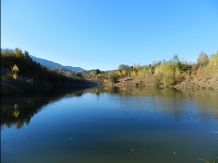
xmin=1 ymin=48 xmax=85 ymax=72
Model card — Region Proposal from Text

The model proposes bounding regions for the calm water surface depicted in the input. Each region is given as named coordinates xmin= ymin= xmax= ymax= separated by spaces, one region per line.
xmin=1 ymin=88 xmax=218 ymax=163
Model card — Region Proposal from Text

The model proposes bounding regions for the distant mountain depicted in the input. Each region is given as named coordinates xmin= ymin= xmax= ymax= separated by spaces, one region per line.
xmin=63 ymin=66 xmax=85 ymax=72
xmin=29 ymin=55 xmax=62 ymax=68
xmin=1 ymin=48 xmax=85 ymax=72
xmin=30 ymin=55 xmax=85 ymax=72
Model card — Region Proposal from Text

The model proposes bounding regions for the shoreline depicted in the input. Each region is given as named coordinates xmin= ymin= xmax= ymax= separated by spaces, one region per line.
xmin=99 ymin=76 xmax=218 ymax=91
xmin=1 ymin=76 xmax=217 ymax=96
xmin=1 ymin=79 xmax=98 ymax=96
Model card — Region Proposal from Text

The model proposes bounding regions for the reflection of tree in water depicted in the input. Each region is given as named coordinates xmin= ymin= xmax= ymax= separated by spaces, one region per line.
xmin=188 ymin=91 xmax=218 ymax=124
xmin=1 ymin=90 xmax=87 ymax=129
xmin=74 ymin=91 xmax=83 ymax=97
xmin=12 ymin=104 xmax=20 ymax=118
xmin=88 ymin=87 xmax=218 ymax=123
xmin=2 ymin=87 xmax=217 ymax=129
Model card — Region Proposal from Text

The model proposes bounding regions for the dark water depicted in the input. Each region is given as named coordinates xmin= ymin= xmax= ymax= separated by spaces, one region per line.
xmin=1 ymin=88 xmax=218 ymax=163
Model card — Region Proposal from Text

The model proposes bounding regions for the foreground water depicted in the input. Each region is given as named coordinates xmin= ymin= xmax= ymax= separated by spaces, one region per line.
xmin=1 ymin=88 xmax=218 ymax=163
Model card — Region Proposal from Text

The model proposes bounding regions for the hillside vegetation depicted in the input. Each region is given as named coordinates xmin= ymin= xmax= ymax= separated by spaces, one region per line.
xmin=1 ymin=48 xmax=92 ymax=95
xmin=1 ymin=48 xmax=217 ymax=95
xmin=85 ymin=51 xmax=218 ymax=90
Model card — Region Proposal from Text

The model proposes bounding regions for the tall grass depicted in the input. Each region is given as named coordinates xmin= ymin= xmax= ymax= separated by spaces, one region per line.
xmin=198 ymin=156 xmax=217 ymax=163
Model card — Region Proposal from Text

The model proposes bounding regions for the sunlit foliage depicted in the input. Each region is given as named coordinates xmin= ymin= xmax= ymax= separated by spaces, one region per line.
xmin=197 ymin=51 xmax=209 ymax=67
xmin=154 ymin=55 xmax=185 ymax=88
xmin=108 ymin=71 xmax=119 ymax=83
xmin=209 ymin=52 xmax=218 ymax=70
xmin=1 ymin=48 xmax=84 ymax=91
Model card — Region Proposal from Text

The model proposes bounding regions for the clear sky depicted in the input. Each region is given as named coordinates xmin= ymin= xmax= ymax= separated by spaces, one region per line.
xmin=2 ymin=0 xmax=218 ymax=71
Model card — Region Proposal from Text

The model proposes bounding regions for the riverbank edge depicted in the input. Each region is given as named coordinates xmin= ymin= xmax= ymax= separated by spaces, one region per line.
xmin=1 ymin=79 xmax=98 ymax=96
xmin=98 ymin=76 xmax=218 ymax=91
xmin=2 ymin=76 xmax=218 ymax=96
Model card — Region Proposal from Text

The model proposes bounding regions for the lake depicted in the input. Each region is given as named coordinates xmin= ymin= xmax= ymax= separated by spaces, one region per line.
xmin=1 ymin=88 xmax=218 ymax=163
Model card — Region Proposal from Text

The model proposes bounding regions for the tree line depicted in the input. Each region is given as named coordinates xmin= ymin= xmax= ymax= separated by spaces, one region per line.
xmin=1 ymin=48 xmax=84 ymax=94
xmin=1 ymin=48 xmax=217 ymax=90
xmin=86 ymin=51 xmax=218 ymax=88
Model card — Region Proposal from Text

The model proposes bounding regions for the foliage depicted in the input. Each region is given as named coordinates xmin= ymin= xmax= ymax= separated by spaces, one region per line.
xmin=1 ymin=72 xmax=13 ymax=80
xmin=2 ymin=48 xmax=217 ymax=90
xmin=198 ymin=156 xmax=217 ymax=163
xmin=95 ymin=69 xmax=101 ymax=75
xmin=118 ymin=64 xmax=129 ymax=71
xmin=133 ymin=63 xmax=140 ymax=71
xmin=152 ymin=73 xmax=163 ymax=88
xmin=197 ymin=52 xmax=209 ymax=67
xmin=1 ymin=48 xmax=83 ymax=87
xmin=138 ymin=66 xmax=153 ymax=77
xmin=108 ymin=71 xmax=119 ymax=83
xmin=73 ymin=50 xmax=217 ymax=89
xmin=130 ymin=70 xmax=137 ymax=77
xmin=115 ymin=70 xmax=122 ymax=77
xmin=209 ymin=52 xmax=218 ymax=70
xmin=11 ymin=64 xmax=19 ymax=79
xmin=11 ymin=64 xmax=19 ymax=73
xmin=154 ymin=56 xmax=185 ymax=88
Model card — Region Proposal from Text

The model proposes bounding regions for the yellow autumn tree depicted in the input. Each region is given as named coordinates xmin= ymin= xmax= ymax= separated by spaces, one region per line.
xmin=14 ymin=48 xmax=23 ymax=57
xmin=11 ymin=64 xmax=19 ymax=79
xmin=209 ymin=52 xmax=218 ymax=70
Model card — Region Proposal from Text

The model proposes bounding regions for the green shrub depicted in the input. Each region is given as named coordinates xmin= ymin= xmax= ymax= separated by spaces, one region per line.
xmin=1 ymin=72 xmax=13 ymax=80
xmin=138 ymin=67 xmax=150 ymax=77
xmin=197 ymin=52 xmax=209 ymax=67
xmin=108 ymin=72 xmax=119 ymax=83
xmin=155 ymin=62 xmax=176 ymax=87
xmin=152 ymin=73 xmax=163 ymax=88
xmin=209 ymin=52 xmax=218 ymax=70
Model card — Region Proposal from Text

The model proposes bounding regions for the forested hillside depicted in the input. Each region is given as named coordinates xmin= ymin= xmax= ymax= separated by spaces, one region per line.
xmin=1 ymin=48 xmax=92 ymax=95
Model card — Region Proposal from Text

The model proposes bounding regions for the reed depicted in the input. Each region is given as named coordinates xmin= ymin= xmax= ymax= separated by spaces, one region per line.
xmin=198 ymin=156 xmax=217 ymax=163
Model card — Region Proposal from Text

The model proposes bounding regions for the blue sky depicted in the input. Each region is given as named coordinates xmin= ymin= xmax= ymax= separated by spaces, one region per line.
xmin=2 ymin=0 xmax=218 ymax=70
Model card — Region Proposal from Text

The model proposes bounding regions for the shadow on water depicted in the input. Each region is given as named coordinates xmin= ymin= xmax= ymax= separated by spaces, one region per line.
xmin=1 ymin=89 xmax=87 ymax=129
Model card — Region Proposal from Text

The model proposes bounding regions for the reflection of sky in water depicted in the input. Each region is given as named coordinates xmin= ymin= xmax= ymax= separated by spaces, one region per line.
xmin=1 ymin=89 xmax=218 ymax=163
